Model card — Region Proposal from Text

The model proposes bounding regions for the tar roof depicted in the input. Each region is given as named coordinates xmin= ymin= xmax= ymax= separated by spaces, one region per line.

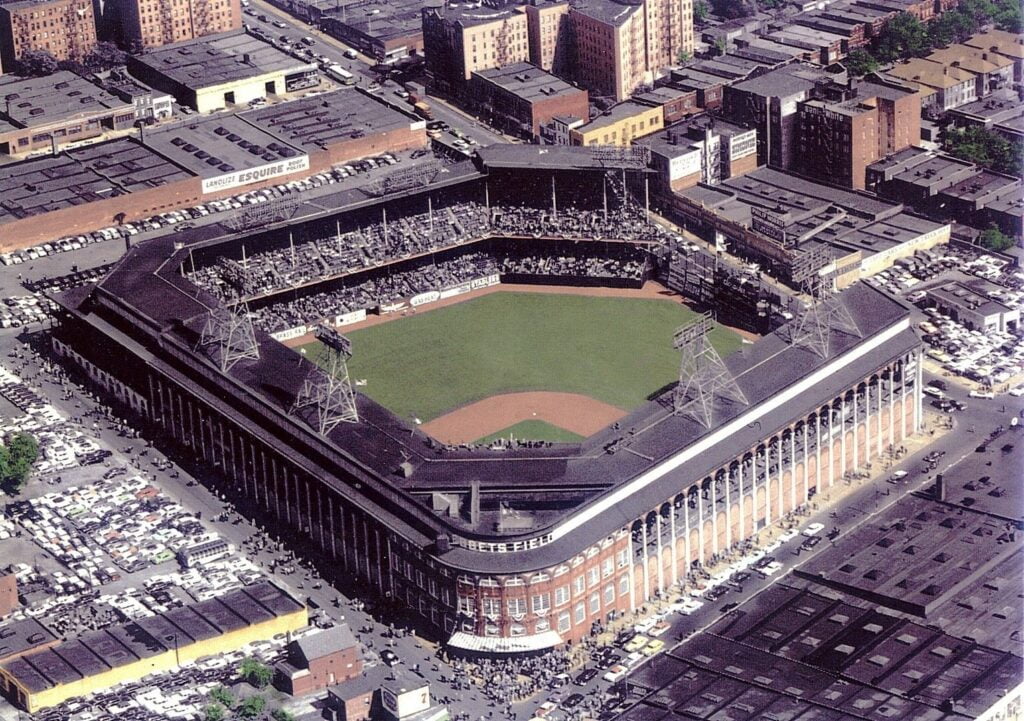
xmin=321 ymin=0 xmax=424 ymax=42
xmin=431 ymin=1 xmax=526 ymax=27
xmin=0 ymin=618 xmax=58 ymax=661
xmin=568 ymin=0 xmax=639 ymax=25
xmin=141 ymin=114 xmax=305 ymax=178
xmin=729 ymin=62 xmax=836 ymax=98
xmin=940 ymin=169 xmax=1020 ymax=203
xmin=870 ymin=148 xmax=977 ymax=191
xmin=293 ymin=624 xmax=357 ymax=664
xmin=133 ymin=32 xmax=313 ymax=89
xmin=474 ymin=62 xmax=582 ymax=102
xmin=0 ymin=71 xmax=128 ymax=131
xmin=241 ymin=87 xmax=415 ymax=151
xmin=0 ymin=138 xmax=194 ymax=225
xmin=579 ymin=101 xmax=658 ymax=131
xmin=0 ymin=583 xmax=302 ymax=693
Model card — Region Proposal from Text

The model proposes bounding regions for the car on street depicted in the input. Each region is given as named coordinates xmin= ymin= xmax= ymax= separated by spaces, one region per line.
xmin=643 ymin=639 xmax=665 ymax=656
xmin=779 ymin=528 xmax=800 ymax=542
xmin=803 ymin=522 xmax=825 ymax=536
xmin=603 ymin=665 xmax=628 ymax=683
xmin=380 ymin=649 xmax=399 ymax=666
xmin=801 ymin=536 xmax=822 ymax=550
xmin=574 ymin=668 xmax=598 ymax=685
xmin=562 ymin=694 xmax=585 ymax=709
xmin=623 ymin=634 xmax=648 ymax=653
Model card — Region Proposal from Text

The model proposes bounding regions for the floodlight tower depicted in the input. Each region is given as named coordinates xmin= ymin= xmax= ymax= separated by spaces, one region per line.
xmin=292 ymin=325 xmax=359 ymax=434
xmin=672 ymin=312 xmax=748 ymax=428
xmin=198 ymin=304 xmax=260 ymax=372
xmin=786 ymin=245 xmax=861 ymax=359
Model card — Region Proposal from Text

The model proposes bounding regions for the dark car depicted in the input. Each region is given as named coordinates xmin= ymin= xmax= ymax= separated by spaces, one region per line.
xmin=575 ymin=668 xmax=598 ymax=685
xmin=380 ymin=649 xmax=399 ymax=666
xmin=720 ymin=602 xmax=739 ymax=613
xmin=563 ymin=694 xmax=585 ymax=709
xmin=801 ymin=536 xmax=821 ymax=550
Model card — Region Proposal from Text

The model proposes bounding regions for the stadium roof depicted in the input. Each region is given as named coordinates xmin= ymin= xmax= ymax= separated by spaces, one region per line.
xmin=475 ymin=144 xmax=648 ymax=171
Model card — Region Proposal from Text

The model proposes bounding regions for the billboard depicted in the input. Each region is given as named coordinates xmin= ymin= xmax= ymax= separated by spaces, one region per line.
xmin=201 ymin=155 xmax=310 ymax=194
xmin=750 ymin=205 xmax=787 ymax=243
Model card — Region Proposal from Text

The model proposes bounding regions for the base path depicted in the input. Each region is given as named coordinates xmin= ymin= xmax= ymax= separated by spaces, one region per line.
xmin=420 ymin=391 xmax=626 ymax=445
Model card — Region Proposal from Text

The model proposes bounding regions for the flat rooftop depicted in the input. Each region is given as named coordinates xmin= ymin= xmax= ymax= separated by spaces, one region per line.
xmin=431 ymin=1 xmax=529 ymax=27
xmin=704 ymin=583 xmax=1021 ymax=717
xmin=0 ymin=138 xmax=192 ymax=225
xmin=940 ymin=169 xmax=1021 ymax=204
xmin=0 ymin=618 xmax=58 ymax=662
xmin=0 ymin=583 xmax=302 ymax=693
xmin=570 ymin=0 xmax=639 ymax=26
xmin=474 ymin=62 xmax=583 ymax=102
xmin=580 ymin=101 xmax=657 ymax=132
xmin=0 ymin=71 xmax=129 ymax=132
xmin=133 ymin=32 xmax=313 ymax=89
xmin=321 ymin=0 xmax=424 ymax=42
xmin=242 ymin=88 xmax=416 ymax=152
xmin=728 ymin=62 xmax=835 ymax=98
xmin=141 ymin=114 xmax=305 ymax=178
xmin=870 ymin=147 xmax=978 ymax=192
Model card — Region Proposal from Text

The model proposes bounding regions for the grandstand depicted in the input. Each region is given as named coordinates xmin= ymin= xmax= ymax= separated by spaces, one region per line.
xmin=51 ymin=146 xmax=923 ymax=655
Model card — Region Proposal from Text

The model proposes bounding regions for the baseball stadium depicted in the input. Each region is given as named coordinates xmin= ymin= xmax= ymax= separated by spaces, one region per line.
xmin=51 ymin=145 xmax=923 ymax=655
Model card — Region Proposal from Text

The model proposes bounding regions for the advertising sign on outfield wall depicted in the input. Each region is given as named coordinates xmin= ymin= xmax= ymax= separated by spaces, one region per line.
xmin=202 ymin=155 xmax=311 ymax=194
xmin=411 ymin=290 xmax=441 ymax=307
xmin=381 ymin=301 xmax=407 ymax=314
xmin=334 ymin=309 xmax=367 ymax=327
xmin=440 ymin=282 xmax=472 ymax=299
xmin=470 ymin=274 xmax=500 ymax=290
xmin=271 ymin=325 xmax=308 ymax=341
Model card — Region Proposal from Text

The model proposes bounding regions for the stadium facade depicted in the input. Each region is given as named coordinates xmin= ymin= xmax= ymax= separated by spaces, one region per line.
xmin=51 ymin=148 xmax=923 ymax=655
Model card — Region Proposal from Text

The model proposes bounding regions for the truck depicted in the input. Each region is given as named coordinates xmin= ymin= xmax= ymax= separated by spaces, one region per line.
xmin=413 ymin=100 xmax=433 ymax=120
xmin=326 ymin=64 xmax=356 ymax=86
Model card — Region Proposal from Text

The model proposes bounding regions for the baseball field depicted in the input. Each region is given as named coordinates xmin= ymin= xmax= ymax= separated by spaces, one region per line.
xmin=300 ymin=289 xmax=743 ymax=444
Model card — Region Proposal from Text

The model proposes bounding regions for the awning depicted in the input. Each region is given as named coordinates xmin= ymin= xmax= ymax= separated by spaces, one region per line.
xmin=447 ymin=630 xmax=563 ymax=654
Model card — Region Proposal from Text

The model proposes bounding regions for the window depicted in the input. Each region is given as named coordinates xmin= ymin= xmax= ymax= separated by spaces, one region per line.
xmin=574 ymin=602 xmax=586 ymax=624
xmin=557 ymin=611 xmax=571 ymax=633
xmin=602 ymin=558 xmax=614 ymax=578
xmin=589 ymin=593 xmax=600 ymax=615
xmin=458 ymin=596 xmax=475 ymax=615
xmin=587 ymin=567 xmax=600 ymax=587
xmin=617 ymin=548 xmax=629 ymax=567
xmin=619 ymin=574 xmax=630 ymax=596
xmin=554 ymin=585 xmax=570 ymax=606
xmin=482 ymin=597 xmax=501 ymax=618
xmin=604 ymin=584 xmax=615 ymax=605
xmin=507 ymin=597 xmax=526 ymax=616
xmin=531 ymin=593 xmax=551 ymax=614
xmin=573 ymin=575 xmax=585 ymax=595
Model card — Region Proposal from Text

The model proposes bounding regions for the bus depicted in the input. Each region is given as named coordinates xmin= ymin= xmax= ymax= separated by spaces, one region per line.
xmin=326 ymin=64 xmax=356 ymax=86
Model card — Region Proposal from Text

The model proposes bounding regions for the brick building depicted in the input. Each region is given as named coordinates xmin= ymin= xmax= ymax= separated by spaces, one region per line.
xmin=524 ymin=0 xmax=571 ymax=75
xmin=318 ymin=0 xmax=424 ymax=65
xmin=422 ymin=2 xmax=529 ymax=97
xmin=0 ymin=574 xmax=17 ymax=618
xmin=797 ymin=76 xmax=920 ymax=189
xmin=0 ymin=71 xmax=135 ymax=158
xmin=470 ymin=61 xmax=588 ymax=140
xmin=0 ymin=0 xmax=96 ymax=71
xmin=634 ymin=85 xmax=698 ymax=124
xmin=108 ymin=0 xmax=241 ymax=51
xmin=638 ymin=114 xmax=758 ymax=192
xmin=276 ymin=624 xmax=361 ymax=695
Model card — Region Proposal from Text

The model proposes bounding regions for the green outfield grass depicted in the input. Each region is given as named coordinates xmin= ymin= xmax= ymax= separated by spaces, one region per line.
xmin=299 ymin=291 xmax=743 ymax=423
xmin=475 ymin=420 xmax=585 ymax=445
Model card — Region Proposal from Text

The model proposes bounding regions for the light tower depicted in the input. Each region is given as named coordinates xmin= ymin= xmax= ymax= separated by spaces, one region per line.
xmin=786 ymin=245 xmax=861 ymax=359
xmin=672 ymin=312 xmax=747 ymax=428
xmin=292 ymin=325 xmax=359 ymax=435
xmin=197 ymin=304 xmax=260 ymax=372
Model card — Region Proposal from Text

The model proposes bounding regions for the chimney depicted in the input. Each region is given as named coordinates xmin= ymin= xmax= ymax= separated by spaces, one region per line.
xmin=934 ymin=474 xmax=945 ymax=501
xmin=435 ymin=533 xmax=451 ymax=553
xmin=243 ymin=53 xmax=252 ymax=64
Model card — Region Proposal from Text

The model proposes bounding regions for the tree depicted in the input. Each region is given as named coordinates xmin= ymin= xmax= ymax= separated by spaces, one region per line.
xmin=272 ymin=709 xmax=297 ymax=721
xmin=238 ymin=695 xmax=266 ymax=719
xmin=844 ymin=49 xmax=879 ymax=76
xmin=979 ymin=225 xmax=1016 ymax=252
xmin=203 ymin=705 xmax=226 ymax=721
xmin=209 ymin=686 xmax=235 ymax=709
xmin=943 ymin=126 xmax=1024 ymax=176
xmin=676 ymin=50 xmax=693 ymax=65
xmin=85 ymin=42 xmax=128 ymax=71
xmin=711 ymin=0 xmax=756 ymax=19
xmin=239 ymin=657 xmax=273 ymax=689
xmin=873 ymin=12 xmax=929 ymax=62
xmin=0 ymin=433 xmax=38 ymax=495
xmin=694 ymin=0 xmax=710 ymax=21
xmin=16 ymin=49 xmax=58 ymax=77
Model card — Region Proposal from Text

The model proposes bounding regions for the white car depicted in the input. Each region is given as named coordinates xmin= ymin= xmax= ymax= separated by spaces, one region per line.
xmin=968 ymin=390 xmax=995 ymax=399
xmin=633 ymin=618 xmax=657 ymax=634
xmin=603 ymin=664 xmax=628 ymax=683
xmin=802 ymin=522 xmax=825 ymax=536
xmin=779 ymin=528 xmax=800 ymax=542
xmin=1009 ymin=386 xmax=1024 ymax=397
xmin=759 ymin=561 xmax=784 ymax=576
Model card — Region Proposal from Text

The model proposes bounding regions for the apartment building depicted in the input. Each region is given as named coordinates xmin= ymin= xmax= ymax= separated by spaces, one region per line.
xmin=885 ymin=59 xmax=976 ymax=111
xmin=470 ymin=61 xmax=588 ymax=140
xmin=570 ymin=0 xmax=692 ymax=101
xmin=0 ymin=0 xmax=96 ymax=71
xmin=422 ymin=1 xmax=529 ymax=96
xmin=110 ymin=0 xmax=241 ymax=51
xmin=569 ymin=99 xmax=663 ymax=146
xmin=797 ymin=77 xmax=920 ymax=189
xmin=524 ymin=0 xmax=570 ymax=75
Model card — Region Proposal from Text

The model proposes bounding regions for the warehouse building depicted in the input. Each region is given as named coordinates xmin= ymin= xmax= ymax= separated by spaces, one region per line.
xmin=0 ymin=582 xmax=306 ymax=712
xmin=0 ymin=619 xmax=60 ymax=664
xmin=469 ymin=62 xmax=588 ymax=141
xmin=319 ymin=0 xmax=425 ymax=64
xmin=0 ymin=88 xmax=426 ymax=249
xmin=925 ymin=279 xmax=1020 ymax=333
xmin=127 ymin=32 xmax=319 ymax=113
xmin=0 ymin=71 xmax=135 ymax=158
